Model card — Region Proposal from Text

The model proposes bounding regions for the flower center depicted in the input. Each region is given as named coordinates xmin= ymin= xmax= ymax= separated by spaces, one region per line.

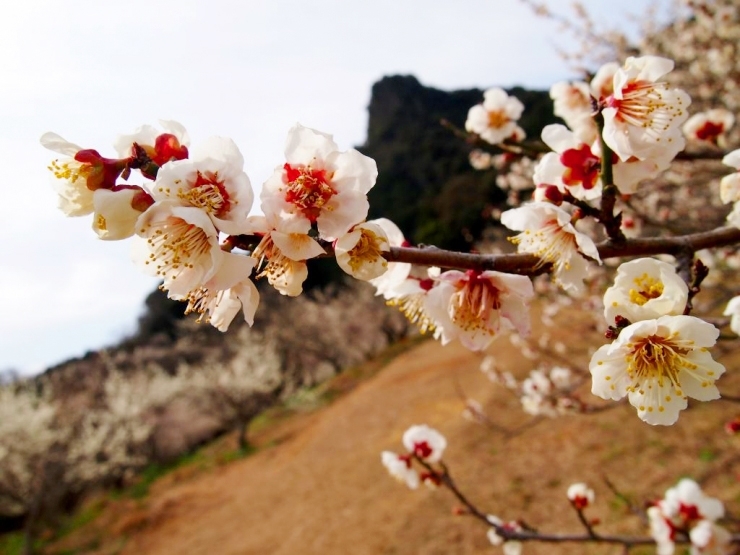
xmin=609 ymin=80 xmax=686 ymax=140
xmin=177 ymin=171 xmax=231 ymax=218
xmin=141 ymin=217 xmax=211 ymax=280
xmin=629 ymin=273 xmax=664 ymax=306
xmin=283 ymin=164 xmax=335 ymax=222
xmin=487 ymin=110 xmax=509 ymax=129
xmin=695 ymin=121 xmax=724 ymax=142
xmin=412 ymin=441 xmax=433 ymax=459
xmin=560 ymin=145 xmax=601 ymax=190
xmin=627 ymin=334 xmax=690 ymax=389
xmin=450 ymin=273 xmax=501 ymax=332
xmin=346 ymin=229 xmax=387 ymax=273
xmin=509 ymin=219 xmax=578 ymax=271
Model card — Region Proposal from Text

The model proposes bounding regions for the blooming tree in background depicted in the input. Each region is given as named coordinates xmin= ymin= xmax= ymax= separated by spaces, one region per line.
xmin=31 ymin=0 xmax=740 ymax=552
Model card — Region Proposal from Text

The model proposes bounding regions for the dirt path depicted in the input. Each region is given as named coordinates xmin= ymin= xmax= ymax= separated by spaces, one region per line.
xmin=55 ymin=312 xmax=740 ymax=555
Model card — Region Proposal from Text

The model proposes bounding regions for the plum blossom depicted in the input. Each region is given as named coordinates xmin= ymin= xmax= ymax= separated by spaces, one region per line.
xmin=134 ymin=201 xmax=255 ymax=301
xmin=465 ymin=88 xmax=525 ymax=145
xmin=113 ymin=120 xmax=189 ymax=166
xmin=248 ymin=213 xmax=326 ymax=297
xmin=549 ymin=80 xmax=598 ymax=144
xmin=92 ymin=186 xmax=153 ymax=241
xmin=689 ymin=520 xmax=732 ymax=555
xmin=534 ymin=124 xmax=603 ymax=201
xmin=183 ymin=272 xmax=260 ymax=332
xmin=334 ymin=221 xmax=390 ymax=281
xmin=719 ymin=149 xmax=740 ymax=204
xmin=381 ymin=451 xmax=419 ymax=489
xmin=486 ymin=515 xmax=523 ymax=555
xmin=683 ymin=109 xmax=734 ymax=145
xmin=602 ymin=56 xmax=690 ymax=162
xmin=520 ymin=366 xmax=577 ymax=417
xmin=368 ymin=218 xmax=412 ymax=298
xmin=261 ymin=124 xmax=377 ymax=240
xmin=722 ymin=296 xmax=740 ymax=335
xmin=151 ymin=137 xmax=254 ymax=235
xmin=402 ymin=424 xmax=447 ymax=463
xmin=501 ymin=202 xmax=601 ymax=294
xmin=649 ymin=479 xmax=729 ymax=555
xmin=41 ymin=132 xmax=128 ymax=216
xmin=603 ymin=258 xmax=689 ymax=325
xmin=590 ymin=315 xmax=725 ymax=425
xmin=424 ymin=270 xmax=534 ymax=351
xmin=567 ymin=483 xmax=595 ymax=509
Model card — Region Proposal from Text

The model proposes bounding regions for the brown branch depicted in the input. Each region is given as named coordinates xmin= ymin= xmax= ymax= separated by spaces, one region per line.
xmin=384 ymin=226 xmax=740 ymax=273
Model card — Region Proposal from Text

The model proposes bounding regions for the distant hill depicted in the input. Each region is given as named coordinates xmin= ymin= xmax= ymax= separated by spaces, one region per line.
xmin=361 ymin=75 xmax=557 ymax=251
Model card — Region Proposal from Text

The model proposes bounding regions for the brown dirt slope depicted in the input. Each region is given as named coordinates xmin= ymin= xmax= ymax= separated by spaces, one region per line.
xmin=52 ymin=307 xmax=740 ymax=555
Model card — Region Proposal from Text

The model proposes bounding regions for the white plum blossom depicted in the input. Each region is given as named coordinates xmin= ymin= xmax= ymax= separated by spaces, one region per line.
xmin=602 ymin=56 xmax=690 ymax=162
xmin=469 ymin=149 xmax=493 ymax=170
xmin=501 ymin=202 xmax=601 ymax=294
xmin=549 ymin=81 xmax=598 ymax=144
xmin=384 ymin=266 xmax=441 ymax=336
xmin=183 ymin=269 xmax=260 ymax=332
xmin=368 ymin=218 xmax=412 ymax=298
xmin=424 ymin=270 xmax=534 ymax=351
xmin=567 ymin=483 xmax=595 ymax=509
xmin=381 ymin=451 xmax=419 ymax=490
xmin=248 ymin=213 xmax=326 ymax=297
xmin=261 ymin=123 xmax=377 ymax=240
xmin=113 ymin=119 xmax=190 ymax=163
xmin=486 ymin=515 xmax=523 ymax=555
xmin=334 ymin=221 xmax=390 ymax=281
xmin=152 ymin=136 xmax=254 ymax=235
xmin=534 ymin=124 xmax=603 ymax=201
xmin=92 ymin=187 xmax=152 ymax=241
xmin=603 ymin=258 xmax=689 ymax=325
xmin=590 ymin=61 xmax=619 ymax=101
xmin=682 ymin=109 xmax=734 ymax=145
xmin=689 ymin=520 xmax=732 ymax=555
xmin=402 ymin=424 xmax=447 ymax=463
xmin=41 ymin=132 xmax=126 ymax=217
xmin=465 ymin=88 xmax=525 ymax=145
xmin=590 ymin=315 xmax=725 ymax=425
xmin=719 ymin=149 xmax=740 ymax=204
xmin=649 ymin=478 xmax=729 ymax=555
xmin=723 ymin=296 xmax=740 ymax=335
xmin=134 ymin=201 xmax=225 ymax=297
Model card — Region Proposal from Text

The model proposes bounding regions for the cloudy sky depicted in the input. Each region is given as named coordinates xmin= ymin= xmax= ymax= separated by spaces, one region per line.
xmin=0 ymin=0 xmax=653 ymax=375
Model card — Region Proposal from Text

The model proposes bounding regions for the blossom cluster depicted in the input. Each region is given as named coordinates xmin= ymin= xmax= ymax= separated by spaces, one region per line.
xmin=43 ymin=123 xmax=389 ymax=331
xmin=381 ymin=424 xmax=447 ymax=489
xmin=648 ymin=478 xmax=730 ymax=555
xmin=589 ymin=258 xmax=725 ymax=425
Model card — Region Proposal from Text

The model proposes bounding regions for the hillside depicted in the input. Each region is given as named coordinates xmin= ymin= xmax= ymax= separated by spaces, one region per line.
xmin=43 ymin=301 xmax=740 ymax=555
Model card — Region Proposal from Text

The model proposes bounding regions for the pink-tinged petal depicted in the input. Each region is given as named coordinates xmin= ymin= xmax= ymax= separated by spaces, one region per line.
xmin=271 ymin=230 xmax=325 ymax=261
xmin=40 ymin=132 xmax=83 ymax=156
xmin=723 ymin=149 xmax=740 ymax=170
xmin=236 ymin=279 xmax=260 ymax=327
xmin=316 ymin=189 xmax=369 ymax=240
xmin=330 ymin=149 xmax=378 ymax=194
xmin=206 ymin=252 xmax=257 ymax=292
xmin=541 ymin=124 xmax=579 ymax=152
xmin=284 ymin=123 xmax=337 ymax=165
xmin=601 ymin=107 xmax=633 ymax=162
xmin=631 ymin=55 xmax=675 ymax=82
xmin=190 ymin=136 xmax=244 ymax=168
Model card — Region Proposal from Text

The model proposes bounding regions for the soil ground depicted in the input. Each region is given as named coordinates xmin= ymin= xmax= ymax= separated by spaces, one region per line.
xmin=44 ymin=303 xmax=740 ymax=555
